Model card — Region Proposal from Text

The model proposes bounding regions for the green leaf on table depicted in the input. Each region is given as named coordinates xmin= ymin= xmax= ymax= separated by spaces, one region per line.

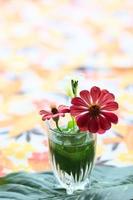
xmin=0 ymin=166 xmax=133 ymax=200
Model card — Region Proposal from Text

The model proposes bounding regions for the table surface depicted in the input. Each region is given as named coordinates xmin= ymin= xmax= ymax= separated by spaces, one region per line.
xmin=0 ymin=0 xmax=133 ymax=176
xmin=0 ymin=165 xmax=133 ymax=200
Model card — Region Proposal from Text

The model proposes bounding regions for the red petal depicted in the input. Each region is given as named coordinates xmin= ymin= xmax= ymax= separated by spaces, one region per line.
xmin=80 ymin=90 xmax=91 ymax=104
xmin=71 ymin=97 xmax=88 ymax=107
xmin=90 ymin=86 xmax=101 ymax=103
xmin=101 ymin=102 xmax=118 ymax=111
xmin=101 ymin=112 xmax=118 ymax=124
xmin=88 ymin=118 xmax=99 ymax=133
xmin=97 ymin=89 xmax=108 ymax=103
xmin=58 ymin=105 xmax=70 ymax=113
xmin=98 ymin=93 xmax=115 ymax=106
xmin=76 ymin=113 xmax=90 ymax=131
xmin=70 ymin=106 xmax=88 ymax=116
xmin=97 ymin=128 xmax=106 ymax=134
xmin=99 ymin=115 xmax=111 ymax=130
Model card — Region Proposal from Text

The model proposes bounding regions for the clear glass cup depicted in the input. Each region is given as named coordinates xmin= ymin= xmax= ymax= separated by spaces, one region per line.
xmin=47 ymin=120 xmax=96 ymax=195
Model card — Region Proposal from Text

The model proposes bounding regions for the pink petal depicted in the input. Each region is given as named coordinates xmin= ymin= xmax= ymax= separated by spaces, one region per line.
xmin=76 ymin=113 xmax=90 ymax=131
xmin=101 ymin=112 xmax=118 ymax=124
xmin=58 ymin=113 xmax=65 ymax=117
xmin=70 ymin=105 xmax=88 ymax=116
xmin=101 ymin=102 xmax=118 ymax=111
xmin=39 ymin=110 xmax=51 ymax=115
xmin=98 ymin=115 xmax=111 ymax=130
xmin=80 ymin=90 xmax=91 ymax=104
xmin=71 ymin=97 xmax=88 ymax=107
xmin=88 ymin=118 xmax=99 ymax=133
xmin=52 ymin=113 xmax=62 ymax=119
xmin=90 ymin=86 xmax=101 ymax=103
xmin=42 ymin=114 xmax=52 ymax=120
xmin=58 ymin=105 xmax=70 ymax=113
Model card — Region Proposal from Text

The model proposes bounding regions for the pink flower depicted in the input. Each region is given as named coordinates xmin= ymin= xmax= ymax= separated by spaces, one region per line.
xmin=70 ymin=86 xmax=118 ymax=134
xmin=40 ymin=105 xmax=70 ymax=121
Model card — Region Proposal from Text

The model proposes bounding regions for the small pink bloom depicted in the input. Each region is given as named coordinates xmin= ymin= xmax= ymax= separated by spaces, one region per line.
xmin=40 ymin=105 xmax=70 ymax=121
xmin=70 ymin=86 xmax=118 ymax=134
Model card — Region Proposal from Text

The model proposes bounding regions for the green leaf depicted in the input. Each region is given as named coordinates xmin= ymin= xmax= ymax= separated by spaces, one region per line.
xmin=0 ymin=166 xmax=133 ymax=200
xmin=67 ymin=120 xmax=74 ymax=130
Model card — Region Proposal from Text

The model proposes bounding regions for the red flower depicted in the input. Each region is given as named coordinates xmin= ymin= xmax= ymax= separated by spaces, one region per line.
xmin=70 ymin=86 xmax=118 ymax=134
xmin=40 ymin=105 xmax=70 ymax=121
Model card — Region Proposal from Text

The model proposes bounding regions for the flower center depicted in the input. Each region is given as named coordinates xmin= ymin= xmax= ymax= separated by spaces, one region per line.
xmin=89 ymin=105 xmax=100 ymax=117
xmin=51 ymin=107 xmax=58 ymax=114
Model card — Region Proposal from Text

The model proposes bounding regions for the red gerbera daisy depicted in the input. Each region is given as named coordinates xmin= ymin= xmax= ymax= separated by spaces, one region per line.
xmin=70 ymin=86 xmax=118 ymax=134
xmin=40 ymin=105 xmax=70 ymax=121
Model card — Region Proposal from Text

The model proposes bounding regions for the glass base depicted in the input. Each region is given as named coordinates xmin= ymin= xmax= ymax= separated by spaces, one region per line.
xmin=65 ymin=179 xmax=90 ymax=195
xmin=54 ymin=168 xmax=90 ymax=195
xmin=65 ymin=182 xmax=89 ymax=195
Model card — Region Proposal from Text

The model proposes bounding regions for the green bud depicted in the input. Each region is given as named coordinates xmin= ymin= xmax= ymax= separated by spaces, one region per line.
xmin=71 ymin=80 xmax=78 ymax=97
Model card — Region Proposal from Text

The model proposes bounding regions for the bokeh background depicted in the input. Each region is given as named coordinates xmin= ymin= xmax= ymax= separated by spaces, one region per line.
xmin=0 ymin=0 xmax=133 ymax=176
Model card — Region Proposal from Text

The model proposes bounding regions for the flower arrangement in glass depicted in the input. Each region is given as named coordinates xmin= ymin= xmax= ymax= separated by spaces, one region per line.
xmin=39 ymin=80 xmax=119 ymax=194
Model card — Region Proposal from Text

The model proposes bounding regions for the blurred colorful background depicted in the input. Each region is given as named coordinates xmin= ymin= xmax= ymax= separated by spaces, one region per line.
xmin=0 ymin=0 xmax=133 ymax=176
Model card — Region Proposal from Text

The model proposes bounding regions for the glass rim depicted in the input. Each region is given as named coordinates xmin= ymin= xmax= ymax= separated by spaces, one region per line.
xmin=46 ymin=121 xmax=96 ymax=137
xmin=48 ymin=127 xmax=96 ymax=137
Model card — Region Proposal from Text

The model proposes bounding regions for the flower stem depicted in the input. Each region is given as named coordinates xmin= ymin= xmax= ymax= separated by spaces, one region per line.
xmin=55 ymin=120 xmax=62 ymax=132
xmin=71 ymin=117 xmax=75 ymax=131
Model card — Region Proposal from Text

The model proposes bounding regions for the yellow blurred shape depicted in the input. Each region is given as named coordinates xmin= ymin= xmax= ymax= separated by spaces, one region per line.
xmin=9 ymin=112 xmax=43 ymax=137
xmin=2 ymin=142 xmax=34 ymax=159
